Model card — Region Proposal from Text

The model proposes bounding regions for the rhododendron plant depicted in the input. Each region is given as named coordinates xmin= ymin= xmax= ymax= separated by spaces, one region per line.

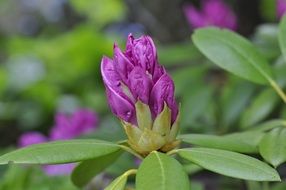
xmin=0 ymin=32 xmax=284 ymax=189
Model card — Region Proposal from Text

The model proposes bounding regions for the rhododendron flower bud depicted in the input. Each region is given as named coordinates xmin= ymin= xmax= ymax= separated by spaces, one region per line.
xmin=183 ymin=0 xmax=237 ymax=30
xmin=277 ymin=0 xmax=286 ymax=18
xmin=101 ymin=34 xmax=180 ymax=156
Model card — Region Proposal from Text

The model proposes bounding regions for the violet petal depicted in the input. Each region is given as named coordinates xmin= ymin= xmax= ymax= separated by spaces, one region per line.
xmin=128 ymin=66 xmax=153 ymax=104
xmin=150 ymin=74 xmax=178 ymax=123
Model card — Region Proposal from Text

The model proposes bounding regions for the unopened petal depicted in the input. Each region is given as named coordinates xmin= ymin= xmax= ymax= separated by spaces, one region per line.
xmin=113 ymin=44 xmax=134 ymax=83
xmin=131 ymin=35 xmax=157 ymax=74
xmin=101 ymin=56 xmax=121 ymax=88
xmin=150 ymin=74 xmax=178 ymax=124
xmin=106 ymin=85 xmax=136 ymax=124
xmin=128 ymin=66 xmax=153 ymax=104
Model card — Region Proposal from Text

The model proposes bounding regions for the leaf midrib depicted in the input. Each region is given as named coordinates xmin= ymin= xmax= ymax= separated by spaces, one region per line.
xmin=154 ymin=152 xmax=166 ymax=190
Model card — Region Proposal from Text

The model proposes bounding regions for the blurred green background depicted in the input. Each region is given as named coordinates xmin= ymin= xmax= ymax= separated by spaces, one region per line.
xmin=0 ymin=0 xmax=285 ymax=189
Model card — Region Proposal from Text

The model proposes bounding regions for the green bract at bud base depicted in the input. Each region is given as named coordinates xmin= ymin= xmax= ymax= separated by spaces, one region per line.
xmin=122 ymin=101 xmax=180 ymax=156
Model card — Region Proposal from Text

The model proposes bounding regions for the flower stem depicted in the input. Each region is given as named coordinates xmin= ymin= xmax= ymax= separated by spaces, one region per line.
xmin=270 ymin=80 xmax=286 ymax=104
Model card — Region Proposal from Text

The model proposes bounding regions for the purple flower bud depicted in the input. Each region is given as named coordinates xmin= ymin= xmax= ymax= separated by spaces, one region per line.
xmin=183 ymin=0 xmax=237 ymax=30
xmin=101 ymin=34 xmax=178 ymax=125
xmin=18 ymin=132 xmax=47 ymax=147
xmin=277 ymin=0 xmax=286 ymax=18
xmin=50 ymin=109 xmax=98 ymax=141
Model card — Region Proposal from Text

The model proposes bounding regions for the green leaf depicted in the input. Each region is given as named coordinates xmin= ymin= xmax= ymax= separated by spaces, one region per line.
xmin=259 ymin=128 xmax=286 ymax=167
xmin=178 ymin=148 xmax=280 ymax=181
xmin=180 ymin=132 xmax=264 ymax=153
xmin=105 ymin=169 xmax=137 ymax=190
xmin=71 ymin=150 xmax=122 ymax=187
xmin=192 ymin=27 xmax=274 ymax=85
xmin=279 ymin=15 xmax=286 ymax=61
xmin=136 ymin=151 xmax=190 ymax=190
xmin=0 ymin=139 xmax=121 ymax=165
xmin=240 ymin=89 xmax=279 ymax=128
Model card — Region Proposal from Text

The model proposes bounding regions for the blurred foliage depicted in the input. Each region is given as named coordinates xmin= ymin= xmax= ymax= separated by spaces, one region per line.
xmin=70 ymin=0 xmax=126 ymax=26
xmin=260 ymin=0 xmax=277 ymax=21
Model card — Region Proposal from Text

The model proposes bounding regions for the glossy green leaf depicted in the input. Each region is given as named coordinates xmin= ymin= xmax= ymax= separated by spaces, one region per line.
xmin=180 ymin=132 xmax=264 ymax=153
xmin=105 ymin=169 xmax=137 ymax=190
xmin=192 ymin=27 xmax=274 ymax=85
xmin=240 ymin=89 xmax=279 ymax=128
xmin=0 ymin=140 xmax=121 ymax=165
xmin=178 ymin=148 xmax=280 ymax=181
xmin=136 ymin=151 xmax=190 ymax=190
xmin=259 ymin=128 xmax=286 ymax=167
xmin=71 ymin=150 xmax=122 ymax=187
xmin=279 ymin=15 xmax=286 ymax=61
